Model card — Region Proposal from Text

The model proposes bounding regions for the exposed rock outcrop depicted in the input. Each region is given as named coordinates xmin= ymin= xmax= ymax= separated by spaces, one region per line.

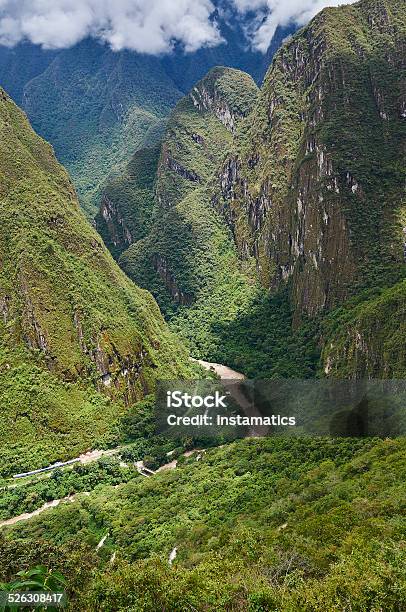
xmin=321 ymin=280 xmax=406 ymax=378
xmin=96 ymin=145 xmax=160 ymax=260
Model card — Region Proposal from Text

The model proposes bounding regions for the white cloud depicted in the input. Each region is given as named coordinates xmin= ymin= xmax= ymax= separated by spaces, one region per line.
xmin=232 ymin=0 xmax=357 ymax=52
xmin=0 ymin=0 xmax=222 ymax=53
xmin=0 ymin=0 xmax=358 ymax=54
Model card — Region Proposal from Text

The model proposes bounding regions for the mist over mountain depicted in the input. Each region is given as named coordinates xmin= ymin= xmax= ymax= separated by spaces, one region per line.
xmin=0 ymin=1 xmax=356 ymax=53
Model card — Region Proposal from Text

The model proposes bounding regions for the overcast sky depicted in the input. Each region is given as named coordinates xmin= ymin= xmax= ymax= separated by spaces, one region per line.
xmin=0 ymin=0 xmax=357 ymax=54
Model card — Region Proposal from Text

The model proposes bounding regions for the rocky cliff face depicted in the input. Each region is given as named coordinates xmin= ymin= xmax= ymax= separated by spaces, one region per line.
xmin=216 ymin=0 xmax=406 ymax=324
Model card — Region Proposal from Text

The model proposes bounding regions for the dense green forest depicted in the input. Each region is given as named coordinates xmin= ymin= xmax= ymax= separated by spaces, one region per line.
xmin=1 ymin=437 xmax=405 ymax=610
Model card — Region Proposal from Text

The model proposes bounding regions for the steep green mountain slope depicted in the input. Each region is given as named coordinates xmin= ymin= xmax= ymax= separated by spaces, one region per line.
xmin=0 ymin=89 xmax=192 ymax=477
xmin=322 ymin=280 xmax=406 ymax=377
xmin=217 ymin=0 xmax=406 ymax=322
xmin=118 ymin=68 xmax=318 ymax=377
xmin=117 ymin=67 xmax=255 ymax=311
xmin=2 ymin=437 xmax=405 ymax=610
xmin=202 ymin=0 xmax=405 ymax=377
xmin=108 ymin=66 xmax=257 ymax=264
xmin=119 ymin=67 xmax=259 ymax=305
xmin=0 ymin=43 xmax=56 ymax=105
xmin=95 ymin=145 xmax=161 ymax=260
xmin=22 ymin=40 xmax=183 ymax=218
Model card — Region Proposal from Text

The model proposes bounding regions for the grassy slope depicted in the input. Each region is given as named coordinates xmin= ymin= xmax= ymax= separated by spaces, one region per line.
xmin=0 ymin=89 xmax=192 ymax=476
xmin=2 ymin=436 xmax=405 ymax=610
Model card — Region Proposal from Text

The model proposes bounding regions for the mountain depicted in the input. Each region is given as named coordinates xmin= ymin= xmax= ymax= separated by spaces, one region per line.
xmin=1 ymin=1 xmax=405 ymax=608
xmin=106 ymin=0 xmax=405 ymax=379
xmin=0 ymin=22 xmax=293 ymax=219
xmin=20 ymin=39 xmax=184 ymax=219
xmin=217 ymin=0 xmax=406 ymax=319
xmin=211 ymin=0 xmax=406 ymax=377
xmin=118 ymin=66 xmax=259 ymax=314
xmin=116 ymin=66 xmax=318 ymax=377
xmin=0 ymin=43 xmax=57 ymax=105
xmin=0 ymin=88 xmax=192 ymax=477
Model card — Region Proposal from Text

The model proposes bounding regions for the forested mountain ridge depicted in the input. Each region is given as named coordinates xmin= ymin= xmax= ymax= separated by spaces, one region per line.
xmin=119 ymin=66 xmax=259 ymax=310
xmin=96 ymin=66 xmax=259 ymax=262
xmin=0 ymin=89 xmax=192 ymax=476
